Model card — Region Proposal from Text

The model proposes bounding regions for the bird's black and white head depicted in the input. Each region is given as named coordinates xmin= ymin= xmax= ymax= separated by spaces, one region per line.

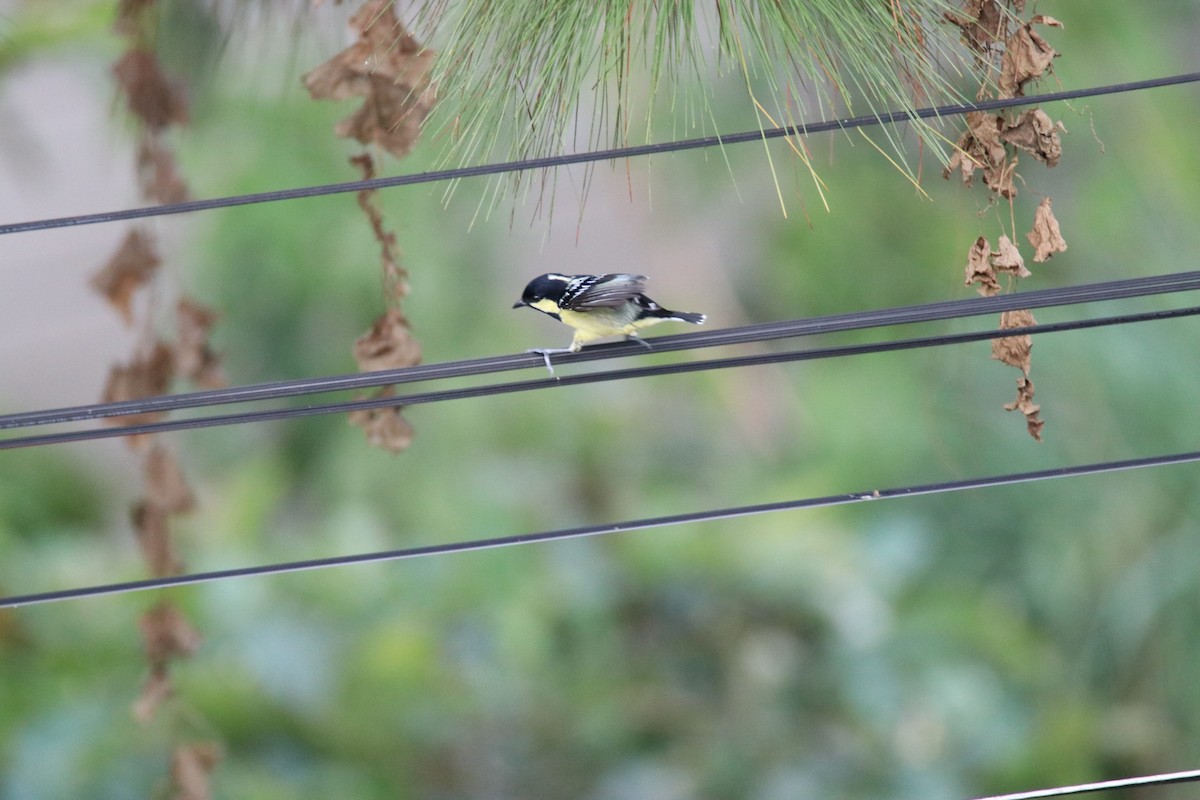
xmin=513 ymin=273 xmax=573 ymax=317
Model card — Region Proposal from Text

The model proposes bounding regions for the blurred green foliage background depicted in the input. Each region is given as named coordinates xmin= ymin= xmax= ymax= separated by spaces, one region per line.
xmin=2 ymin=1 xmax=1200 ymax=798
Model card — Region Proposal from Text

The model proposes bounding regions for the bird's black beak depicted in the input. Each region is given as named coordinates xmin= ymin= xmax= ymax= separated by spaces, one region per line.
xmin=512 ymin=301 xmax=526 ymax=309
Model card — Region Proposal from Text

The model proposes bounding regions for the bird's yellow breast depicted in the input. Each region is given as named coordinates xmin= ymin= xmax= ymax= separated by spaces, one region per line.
xmin=531 ymin=300 xmax=668 ymax=347
xmin=557 ymin=307 xmax=638 ymax=339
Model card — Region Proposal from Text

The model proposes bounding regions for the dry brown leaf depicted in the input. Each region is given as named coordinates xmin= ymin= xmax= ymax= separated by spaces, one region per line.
xmin=991 ymin=235 xmax=1031 ymax=278
xmin=999 ymin=17 xmax=1061 ymax=99
xmin=91 ymin=229 xmax=161 ymax=325
xmin=349 ymin=396 xmax=415 ymax=454
xmin=112 ymin=48 xmax=189 ymax=131
xmin=333 ymin=76 xmax=433 ymax=158
xmin=133 ymin=665 xmax=173 ymax=722
xmin=171 ymin=742 xmax=222 ymax=800
xmin=943 ymin=0 xmax=1006 ymax=54
xmin=943 ymin=143 xmax=978 ymax=187
xmin=132 ymin=501 xmax=183 ymax=577
xmin=176 ymin=298 xmax=227 ymax=389
xmin=144 ymin=444 xmax=195 ymax=514
xmin=1031 ymin=14 xmax=1063 ymax=27
xmin=1002 ymin=109 xmax=1065 ymax=166
xmin=134 ymin=605 xmax=200 ymax=722
xmin=965 ymin=237 xmax=1001 ymax=296
xmin=101 ymin=342 xmax=175 ymax=426
xmin=137 ymin=136 xmax=189 ymax=204
xmin=354 ymin=309 xmax=421 ymax=372
xmin=992 ymin=309 xmax=1035 ymax=373
xmin=1027 ymin=197 xmax=1068 ymax=261
xmin=968 ymin=111 xmax=1007 ymax=169
xmin=1004 ymin=375 xmax=1044 ymax=441
xmin=303 ymin=0 xmax=435 ymax=158
xmin=351 ymin=153 xmax=409 ymax=303
xmin=140 ymin=602 xmax=202 ymax=665
xmin=984 ymin=155 xmax=1019 ymax=199
xmin=943 ymin=111 xmax=1007 ymax=188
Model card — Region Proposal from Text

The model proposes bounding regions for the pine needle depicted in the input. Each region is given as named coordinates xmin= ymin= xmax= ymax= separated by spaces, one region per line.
xmin=408 ymin=1 xmax=971 ymax=209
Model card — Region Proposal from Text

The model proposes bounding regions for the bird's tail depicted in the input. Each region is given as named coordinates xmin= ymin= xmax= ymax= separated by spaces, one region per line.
xmin=654 ymin=309 xmax=706 ymax=325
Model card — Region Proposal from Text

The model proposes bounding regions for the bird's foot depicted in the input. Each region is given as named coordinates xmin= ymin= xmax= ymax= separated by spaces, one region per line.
xmin=526 ymin=347 xmax=575 ymax=377
xmin=626 ymin=335 xmax=653 ymax=350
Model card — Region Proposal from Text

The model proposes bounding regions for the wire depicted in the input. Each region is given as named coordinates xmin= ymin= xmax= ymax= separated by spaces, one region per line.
xmin=2 ymin=304 xmax=1198 ymax=451
xmin=2 ymin=72 xmax=1198 ymax=236
xmin=973 ymin=768 xmax=1200 ymax=800
xmin=2 ymin=446 xmax=1198 ymax=608
xmin=3 ymin=270 xmax=1199 ymax=436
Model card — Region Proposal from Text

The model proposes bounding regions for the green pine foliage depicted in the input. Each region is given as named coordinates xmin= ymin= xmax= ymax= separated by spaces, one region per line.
xmin=414 ymin=0 xmax=969 ymax=199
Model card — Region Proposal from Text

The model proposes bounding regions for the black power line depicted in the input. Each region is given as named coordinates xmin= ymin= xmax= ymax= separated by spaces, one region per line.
xmin=3 ymin=270 xmax=1199 ymax=437
xmin=972 ymin=767 xmax=1200 ymax=800
xmin=1 ymin=446 xmax=1198 ymax=608
xmin=1 ymin=72 xmax=1197 ymax=236
xmin=2 ymin=304 xmax=1199 ymax=451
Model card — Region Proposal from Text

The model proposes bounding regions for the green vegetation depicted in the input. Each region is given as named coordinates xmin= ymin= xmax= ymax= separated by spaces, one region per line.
xmin=2 ymin=2 xmax=1200 ymax=798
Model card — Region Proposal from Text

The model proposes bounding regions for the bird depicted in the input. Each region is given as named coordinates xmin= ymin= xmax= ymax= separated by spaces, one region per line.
xmin=513 ymin=273 xmax=706 ymax=374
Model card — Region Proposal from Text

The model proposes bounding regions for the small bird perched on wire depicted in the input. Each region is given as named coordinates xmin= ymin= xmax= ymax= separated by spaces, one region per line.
xmin=513 ymin=273 xmax=707 ymax=374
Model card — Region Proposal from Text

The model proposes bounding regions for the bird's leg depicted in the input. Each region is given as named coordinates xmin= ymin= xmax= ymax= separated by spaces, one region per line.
xmin=625 ymin=334 xmax=653 ymax=350
xmin=526 ymin=347 xmax=570 ymax=375
xmin=526 ymin=337 xmax=582 ymax=376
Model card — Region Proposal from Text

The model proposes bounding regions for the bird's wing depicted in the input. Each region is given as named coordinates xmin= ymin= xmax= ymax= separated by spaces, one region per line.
xmin=563 ymin=273 xmax=648 ymax=309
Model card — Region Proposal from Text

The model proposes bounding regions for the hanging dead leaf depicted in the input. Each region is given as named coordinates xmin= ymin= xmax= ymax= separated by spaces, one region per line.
xmin=943 ymin=141 xmax=978 ymax=187
xmin=1004 ymin=375 xmax=1044 ymax=441
xmin=132 ymin=664 xmax=174 ymax=722
xmin=140 ymin=601 xmax=202 ymax=666
xmin=351 ymin=153 xmax=409 ymax=303
xmin=992 ymin=309 xmax=1035 ymax=373
xmin=991 ymin=235 xmax=1030 ymax=278
xmin=984 ymin=155 xmax=1019 ymax=199
xmin=943 ymin=111 xmax=1007 ymax=189
xmin=176 ymin=298 xmax=227 ymax=389
xmin=171 ymin=742 xmax=222 ymax=800
xmin=1027 ymin=197 xmax=1068 ymax=261
xmin=101 ymin=342 xmax=175 ymax=426
xmin=133 ymin=604 xmax=199 ymax=721
xmin=1002 ymin=109 xmax=1065 ymax=166
xmin=137 ymin=136 xmax=189 ymax=204
xmin=333 ymin=77 xmax=434 ymax=158
xmin=132 ymin=501 xmax=183 ymax=577
xmin=998 ymin=16 xmax=1061 ymax=99
xmin=1031 ymin=14 xmax=1063 ymax=27
xmin=965 ymin=237 xmax=1001 ymax=296
xmin=967 ymin=111 xmax=1007 ymax=170
xmin=112 ymin=48 xmax=189 ymax=131
xmin=349 ymin=388 xmax=415 ymax=453
xmin=943 ymin=0 xmax=1006 ymax=55
xmin=354 ymin=309 xmax=421 ymax=372
xmin=91 ymin=229 xmax=161 ymax=325
xmin=303 ymin=0 xmax=436 ymax=158
xmin=144 ymin=444 xmax=195 ymax=514
xmin=350 ymin=407 xmax=415 ymax=453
